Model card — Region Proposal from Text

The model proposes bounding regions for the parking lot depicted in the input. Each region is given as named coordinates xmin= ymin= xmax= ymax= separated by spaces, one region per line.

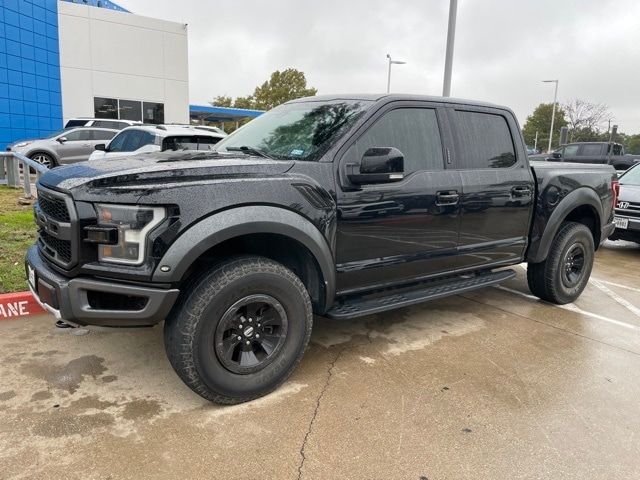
xmin=1 ymin=240 xmax=639 ymax=480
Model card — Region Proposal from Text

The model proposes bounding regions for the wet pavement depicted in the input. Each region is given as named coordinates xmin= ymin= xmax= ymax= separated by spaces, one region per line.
xmin=1 ymin=240 xmax=640 ymax=480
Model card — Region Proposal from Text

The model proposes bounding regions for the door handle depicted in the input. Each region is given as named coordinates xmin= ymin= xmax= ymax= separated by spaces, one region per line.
xmin=511 ymin=186 xmax=532 ymax=197
xmin=436 ymin=190 xmax=459 ymax=206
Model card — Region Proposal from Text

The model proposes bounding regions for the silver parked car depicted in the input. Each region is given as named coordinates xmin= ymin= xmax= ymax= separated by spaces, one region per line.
xmin=6 ymin=127 xmax=119 ymax=168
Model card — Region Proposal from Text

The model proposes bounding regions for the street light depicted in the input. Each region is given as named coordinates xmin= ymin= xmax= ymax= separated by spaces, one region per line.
xmin=442 ymin=0 xmax=458 ymax=97
xmin=542 ymin=79 xmax=559 ymax=153
xmin=386 ymin=54 xmax=407 ymax=93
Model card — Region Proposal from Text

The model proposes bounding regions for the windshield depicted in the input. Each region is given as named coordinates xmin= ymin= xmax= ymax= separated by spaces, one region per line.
xmin=45 ymin=128 xmax=73 ymax=139
xmin=620 ymin=164 xmax=640 ymax=186
xmin=214 ymin=100 xmax=373 ymax=161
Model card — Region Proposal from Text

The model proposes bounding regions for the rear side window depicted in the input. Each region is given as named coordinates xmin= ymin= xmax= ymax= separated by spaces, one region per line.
xmin=65 ymin=119 xmax=89 ymax=128
xmin=162 ymin=135 xmax=221 ymax=151
xmin=345 ymin=108 xmax=444 ymax=176
xmin=94 ymin=120 xmax=126 ymax=130
xmin=91 ymin=130 xmax=117 ymax=141
xmin=580 ymin=144 xmax=602 ymax=156
xmin=452 ymin=110 xmax=516 ymax=169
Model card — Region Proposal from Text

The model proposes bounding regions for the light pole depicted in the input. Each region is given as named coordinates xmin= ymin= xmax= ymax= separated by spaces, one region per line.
xmin=442 ymin=0 xmax=458 ymax=97
xmin=543 ymin=79 xmax=559 ymax=153
xmin=386 ymin=54 xmax=406 ymax=93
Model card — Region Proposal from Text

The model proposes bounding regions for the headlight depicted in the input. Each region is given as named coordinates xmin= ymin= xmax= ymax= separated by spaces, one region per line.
xmin=95 ymin=204 xmax=165 ymax=265
xmin=14 ymin=141 xmax=31 ymax=148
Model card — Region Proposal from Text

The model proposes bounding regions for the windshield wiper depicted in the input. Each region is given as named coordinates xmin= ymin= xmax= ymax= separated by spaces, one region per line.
xmin=225 ymin=146 xmax=274 ymax=159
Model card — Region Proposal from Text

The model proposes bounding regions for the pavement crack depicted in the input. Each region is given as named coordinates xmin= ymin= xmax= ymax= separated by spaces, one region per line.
xmin=296 ymin=347 xmax=346 ymax=480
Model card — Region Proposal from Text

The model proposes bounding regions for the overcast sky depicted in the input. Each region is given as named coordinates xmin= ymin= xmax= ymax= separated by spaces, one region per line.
xmin=118 ymin=0 xmax=640 ymax=133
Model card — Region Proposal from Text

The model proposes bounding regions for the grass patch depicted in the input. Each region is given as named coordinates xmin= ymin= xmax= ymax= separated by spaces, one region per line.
xmin=0 ymin=187 xmax=37 ymax=293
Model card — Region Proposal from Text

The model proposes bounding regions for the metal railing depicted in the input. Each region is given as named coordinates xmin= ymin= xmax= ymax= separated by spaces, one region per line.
xmin=0 ymin=152 xmax=48 ymax=198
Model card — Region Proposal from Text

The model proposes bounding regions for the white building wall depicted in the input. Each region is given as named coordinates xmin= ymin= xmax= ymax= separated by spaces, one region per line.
xmin=57 ymin=1 xmax=189 ymax=124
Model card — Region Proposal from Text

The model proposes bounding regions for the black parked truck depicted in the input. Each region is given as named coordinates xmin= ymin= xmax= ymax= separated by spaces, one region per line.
xmin=532 ymin=141 xmax=640 ymax=171
xmin=26 ymin=94 xmax=618 ymax=404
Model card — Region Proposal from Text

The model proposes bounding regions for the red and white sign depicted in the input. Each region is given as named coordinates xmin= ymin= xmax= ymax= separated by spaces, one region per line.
xmin=0 ymin=291 xmax=45 ymax=319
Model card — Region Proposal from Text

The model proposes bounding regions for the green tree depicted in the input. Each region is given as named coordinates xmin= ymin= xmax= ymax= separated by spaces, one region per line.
xmin=250 ymin=69 xmax=317 ymax=110
xmin=627 ymin=134 xmax=640 ymax=155
xmin=522 ymin=103 xmax=568 ymax=152
xmin=211 ymin=95 xmax=233 ymax=107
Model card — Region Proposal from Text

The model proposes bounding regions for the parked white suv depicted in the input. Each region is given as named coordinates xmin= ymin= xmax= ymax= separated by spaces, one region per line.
xmin=64 ymin=118 xmax=142 ymax=130
xmin=88 ymin=125 xmax=227 ymax=161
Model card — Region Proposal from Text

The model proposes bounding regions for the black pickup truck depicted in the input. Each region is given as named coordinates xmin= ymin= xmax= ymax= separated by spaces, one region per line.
xmin=26 ymin=94 xmax=618 ymax=404
xmin=531 ymin=141 xmax=640 ymax=171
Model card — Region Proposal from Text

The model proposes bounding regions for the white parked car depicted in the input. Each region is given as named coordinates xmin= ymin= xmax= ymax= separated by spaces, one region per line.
xmin=88 ymin=125 xmax=227 ymax=161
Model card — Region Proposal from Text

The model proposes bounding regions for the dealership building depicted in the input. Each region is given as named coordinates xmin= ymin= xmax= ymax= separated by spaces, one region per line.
xmin=0 ymin=0 xmax=191 ymax=151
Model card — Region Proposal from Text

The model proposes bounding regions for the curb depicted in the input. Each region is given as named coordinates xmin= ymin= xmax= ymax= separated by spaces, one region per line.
xmin=0 ymin=291 xmax=45 ymax=320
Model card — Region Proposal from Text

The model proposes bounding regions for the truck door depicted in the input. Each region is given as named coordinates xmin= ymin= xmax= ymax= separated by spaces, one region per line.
xmin=335 ymin=102 xmax=462 ymax=294
xmin=447 ymin=107 xmax=535 ymax=272
xmin=574 ymin=143 xmax=607 ymax=165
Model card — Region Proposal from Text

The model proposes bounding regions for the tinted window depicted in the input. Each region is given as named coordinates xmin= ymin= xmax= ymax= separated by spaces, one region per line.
xmin=91 ymin=130 xmax=117 ymax=141
xmin=143 ymin=102 xmax=165 ymax=124
xmin=94 ymin=120 xmax=126 ymax=130
xmin=452 ymin=111 xmax=516 ymax=168
xmin=119 ymin=100 xmax=142 ymax=122
xmin=121 ymin=130 xmax=155 ymax=152
xmin=347 ymin=108 xmax=444 ymax=175
xmin=609 ymin=144 xmax=623 ymax=156
xmin=580 ymin=144 xmax=602 ymax=156
xmin=65 ymin=119 xmax=89 ymax=128
xmin=63 ymin=129 xmax=92 ymax=141
xmin=563 ymin=145 xmax=579 ymax=158
xmin=107 ymin=131 xmax=131 ymax=152
xmin=163 ymin=135 xmax=221 ymax=151
xmin=94 ymin=98 xmax=118 ymax=119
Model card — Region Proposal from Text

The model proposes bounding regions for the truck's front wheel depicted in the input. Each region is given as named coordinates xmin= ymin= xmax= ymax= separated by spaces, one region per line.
xmin=527 ymin=222 xmax=594 ymax=305
xmin=164 ymin=256 xmax=313 ymax=404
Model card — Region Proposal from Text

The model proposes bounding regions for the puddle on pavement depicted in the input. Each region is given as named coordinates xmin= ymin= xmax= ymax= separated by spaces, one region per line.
xmin=20 ymin=355 xmax=107 ymax=393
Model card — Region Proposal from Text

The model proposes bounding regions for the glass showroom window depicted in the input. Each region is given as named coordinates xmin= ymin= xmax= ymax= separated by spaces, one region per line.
xmin=143 ymin=102 xmax=165 ymax=124
xmin=119 ymin=100 xmax=143 ymax=122
xmin=94 ymin=98 xmax=119 ymax=119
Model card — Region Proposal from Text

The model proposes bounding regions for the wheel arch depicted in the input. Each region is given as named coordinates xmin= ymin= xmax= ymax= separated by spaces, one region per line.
xmin=153 ymin=206 xmax=335 ymax=313
xmin=527 ymin=187 xmax=603 ymax=263
xmin=26 ymin=149 xmax=58 ymax=167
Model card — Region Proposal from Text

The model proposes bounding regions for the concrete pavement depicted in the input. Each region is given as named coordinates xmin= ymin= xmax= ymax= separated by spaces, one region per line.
xmin=1 ymin=241 xmax=640 ymax=479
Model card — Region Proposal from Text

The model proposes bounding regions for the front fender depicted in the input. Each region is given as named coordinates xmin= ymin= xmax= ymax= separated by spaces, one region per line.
xmin=152 ymin=206 xmax=336 ymax=307
xmin=527 ymin=186 xmax=604 ymax=263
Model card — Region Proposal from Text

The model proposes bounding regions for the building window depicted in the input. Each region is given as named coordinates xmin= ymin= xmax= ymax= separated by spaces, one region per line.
xmin=118 ymin=99 xmax=143 ymax=122
xmin=93 ymin=97 xmax=165 ymax=124
xmin=143 ymin=102 xmax=165 ymax=124
xmin=94 ymin=98 xmax=119 ymax=119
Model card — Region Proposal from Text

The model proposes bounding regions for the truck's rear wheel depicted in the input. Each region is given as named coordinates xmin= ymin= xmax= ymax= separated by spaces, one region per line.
xmin=164 ymin=256 xmax=313 ymax=404
xmin=527 ymin=222 xmax=594 ymax=305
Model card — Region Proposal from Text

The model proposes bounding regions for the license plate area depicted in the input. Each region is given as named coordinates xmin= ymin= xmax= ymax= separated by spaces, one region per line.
xmin=614 ymin=216 xmax=629 ymax=229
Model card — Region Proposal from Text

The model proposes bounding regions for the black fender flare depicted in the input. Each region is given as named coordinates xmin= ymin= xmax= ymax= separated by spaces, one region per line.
xmin=527 ymin=187 xmax=603 ymax=263
xmin=153 ymin=206 xmax=335 ymax=308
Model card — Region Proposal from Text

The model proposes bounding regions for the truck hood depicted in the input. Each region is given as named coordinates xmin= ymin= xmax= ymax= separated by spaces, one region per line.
xmin=38 ymin=151 xmax=295 ymax=191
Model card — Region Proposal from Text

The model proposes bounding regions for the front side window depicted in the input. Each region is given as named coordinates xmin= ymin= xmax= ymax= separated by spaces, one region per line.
xmin=346 ymin=108 xmax=444 ymax=176
xmin=107 ymin=131 xmax=130 ymax=152
xmin=563 ymin=145 xmax=579 ymax=158
xmin=452 ymin=110 xmax=516 ymax=168
xmin=63 ymin=129 xmax=92 ymax=141
xmin=214 ymin=100 xmax=373 ymax=161
xmin=94 ymin=98 xmax=118 ymax=119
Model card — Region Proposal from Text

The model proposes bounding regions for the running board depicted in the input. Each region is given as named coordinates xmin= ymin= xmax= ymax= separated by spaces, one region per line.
xmin=325 ymin=269 xmax=516 ymax=320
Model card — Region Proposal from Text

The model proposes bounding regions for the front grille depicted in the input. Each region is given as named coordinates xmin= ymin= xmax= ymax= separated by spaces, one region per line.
xmin=37 ymin=192 xmax=71 ymax=222
xmin=35 ymin=186 xmax=78 ymax=269
xmin=616 ymin=201 xmax=640 ymax=219
xmin=38 ymin=230 xmax=72 ymax=263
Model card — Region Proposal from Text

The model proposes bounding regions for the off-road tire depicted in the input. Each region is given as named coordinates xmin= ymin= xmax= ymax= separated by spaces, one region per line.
xmin=527 ymin=221 xmax=594 ymax=305
xmin=164 ymin=255 xmax=313 ymax=404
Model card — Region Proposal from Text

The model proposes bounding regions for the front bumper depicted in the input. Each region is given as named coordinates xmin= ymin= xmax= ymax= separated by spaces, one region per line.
xmin=609 ymin=216 xmax=640 ymax=243
xmin=26 ymin=245 xmax=180 ymax=327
